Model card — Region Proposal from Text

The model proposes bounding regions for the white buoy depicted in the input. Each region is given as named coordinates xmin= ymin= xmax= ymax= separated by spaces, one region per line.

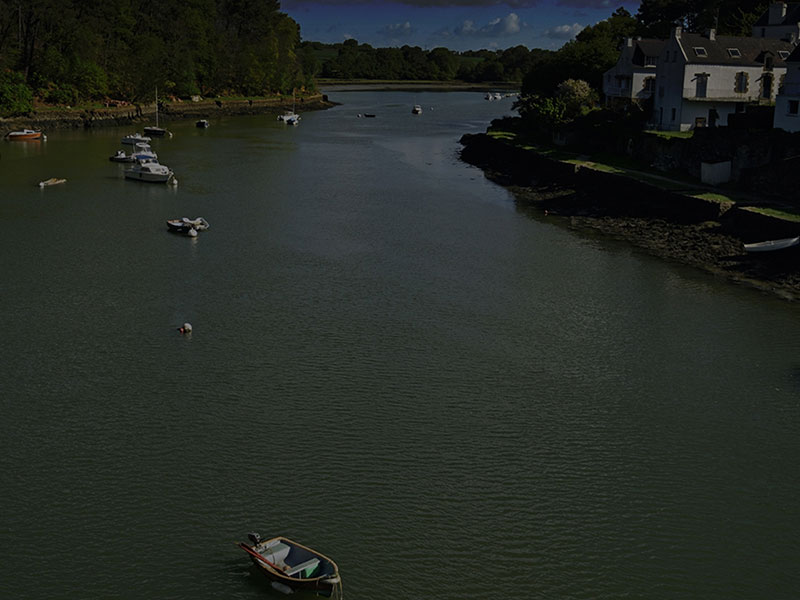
xmin=183 ymin=322 xmax=192 ymax=333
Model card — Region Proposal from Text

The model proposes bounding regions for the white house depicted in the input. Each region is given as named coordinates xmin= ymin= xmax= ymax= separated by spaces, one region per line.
xmin=753 ymin=2 xmax=800 ymax=43
xmin=603 ymin=37 xmax=665 ymax=107
xmin=774 ymin=43 xmax=800 ymax=130
xmin=652 ymin=27 xmax=794 ymax=131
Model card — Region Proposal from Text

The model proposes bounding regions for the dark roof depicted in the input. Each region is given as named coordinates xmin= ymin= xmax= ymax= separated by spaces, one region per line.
xmin=754 ymin=3 xmax=800 ymax=27
xmin=631 ymin=39 xmax=665 ymax=66
xmin=678 ymin=33 xmax=794 ymax=67
xmin=787 ymin=43 xmax=800 ymax=62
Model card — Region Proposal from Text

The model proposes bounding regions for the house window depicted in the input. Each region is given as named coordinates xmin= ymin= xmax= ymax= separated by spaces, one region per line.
xmin=643 ymin=77 xmax=656 ymax=92
xmin=762 ymin=73 xmax=774 ymax=98
xmin=694 ymin=47 xmax=708 ymax=57
xmin=645 ymin=56 xmax=657 ymax=67
xmin=671 ymin=108 xmax=676 ymax=121
xmin=766 ymin=56 xmax=774 ymax=70
xmin=779 ymin=50 xmax=790 ymax=60
xmin=734 ymin=71 xmax=749 ymax=93
xmin=671 ymin=51 xmax=677 ymax=62
xmin=727 ymin=48 xmax=741 ymax=58
xmin=789 ymin=100 xmax=799 ymax=115
xmin=695 ymin=73 xmax=709 ymax=98
xmin=658 ymin=85 xmax=664 ymax=98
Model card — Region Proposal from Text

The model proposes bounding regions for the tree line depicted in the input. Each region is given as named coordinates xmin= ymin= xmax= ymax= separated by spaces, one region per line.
xmin=0 ymin=0 xmax=315 ymax=115
xmin=303 ymin=39 xmax=549 ymax=84
xmin=0 ymin=0 xmax=773 ymax=117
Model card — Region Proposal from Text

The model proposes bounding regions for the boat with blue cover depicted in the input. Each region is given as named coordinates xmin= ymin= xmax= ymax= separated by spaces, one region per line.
xmin=238 ymin=533 xmax=341 ymax=597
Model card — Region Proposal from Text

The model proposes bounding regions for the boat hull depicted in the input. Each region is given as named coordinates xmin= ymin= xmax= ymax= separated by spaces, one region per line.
xmin=744 ymin=236 xmax=800 ymax=252
xmin=6 ymin=130 xmax=43 ymax=140
xmin=124 ymin=170 xmax=172 ymax=183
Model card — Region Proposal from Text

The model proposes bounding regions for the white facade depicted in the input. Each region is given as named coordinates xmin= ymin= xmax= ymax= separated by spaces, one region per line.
xmin=603 ymin=38 xmax=663 ymax=106
xmin=652 ymin=28 xmax=792 ymax=131
xmin=774 ymin=46 xmax=800 ymax=130
xmin=753 ymin=2 xmax=800 ymax=43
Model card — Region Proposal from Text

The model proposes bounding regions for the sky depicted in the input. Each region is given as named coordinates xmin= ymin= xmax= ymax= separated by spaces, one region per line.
xmin=280 ymin=0 xmax=642 ymax=52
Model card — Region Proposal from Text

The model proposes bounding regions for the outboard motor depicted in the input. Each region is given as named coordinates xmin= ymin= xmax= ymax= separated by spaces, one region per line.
xmin=248 ymin=532 xmax=261 ymax=545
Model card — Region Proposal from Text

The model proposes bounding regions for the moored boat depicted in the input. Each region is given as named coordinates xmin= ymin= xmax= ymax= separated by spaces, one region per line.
xmin=38 ymin=177 xmax=66 ymax=187
xmin=412 ymin=104 xmax=422 ymax=114
xmin=122 ymin=132 xmax=152 ymax=145
xmin=144 ymin=87 xmax=170 ymax=137
xmin=166 ymin=217 xmax=209 ymax=234
xmin=743 ymin=236 xmax=800 ymax=252
xmin=124 ymin=159 xmax=175 ymax=183
xmin=5 ymin=129 xmax=44 ymax=141
xmin=196 ymin=119 xmax=210 ymax=128
xmin=238 ymin=534 xmax=341 ymax=598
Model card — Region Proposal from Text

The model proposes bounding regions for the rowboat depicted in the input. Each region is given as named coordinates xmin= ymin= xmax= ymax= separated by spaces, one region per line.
xmin=238 ymin=534 xmax=341 ymax=597
xmin=166 ymin=217 xmax=209 ymax=234
xmin=743 ymin=236 xmax=800 ymax=252
xmin=38 ymin=178 xmax=66 ymax=187
xmin=5 ymin=129 xmax=44 ymax=141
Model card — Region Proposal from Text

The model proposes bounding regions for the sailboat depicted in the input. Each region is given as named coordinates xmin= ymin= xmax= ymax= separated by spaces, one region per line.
xmin=144 ymin=87 xmax=169 ymax=137
xmin=277 ymin=90 xmax=300 ymax=125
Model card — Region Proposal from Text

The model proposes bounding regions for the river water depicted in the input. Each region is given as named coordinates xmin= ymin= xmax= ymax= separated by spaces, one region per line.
xmin=1 ymin=90 xmax=799 ymax=599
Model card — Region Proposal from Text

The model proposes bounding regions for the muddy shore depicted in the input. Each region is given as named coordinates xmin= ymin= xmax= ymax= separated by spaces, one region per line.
xmin=0 ymin=93 xmax=336 ymax=131
xmin=460 ymin=134 xmax=800 ymax=302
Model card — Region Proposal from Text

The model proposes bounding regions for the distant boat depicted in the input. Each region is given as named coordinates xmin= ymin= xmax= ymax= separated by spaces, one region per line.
xmin=38 ymin=177 xmax=66 ymax=187
xmin=110 ymin=142 xmax=157 ymax=163
xmin=5 ymin=129 xmax=44 ymax=141
xmin=277 ymin=90 xmax=300 ymax=125
xmin=196 ymin=119 xmax=210 ymax=128
xmin=238 ymin=533 xmax=341 ymax=598
xmin=143 ymin=87 xmax=169 ymax=137
xmin=743 ymin=236 xmax=800 ymax=252
xmin=121 ymin=132 xmax=151 ymax=145
xmin=412 ymin=104 xmax=422 ymax=114
xmin=166 ymin=217 xmax=209 ymax=234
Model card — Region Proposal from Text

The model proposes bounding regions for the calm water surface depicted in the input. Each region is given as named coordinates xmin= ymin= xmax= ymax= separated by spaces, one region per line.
xmin=1 ymin=91 xmax=799 ymax=599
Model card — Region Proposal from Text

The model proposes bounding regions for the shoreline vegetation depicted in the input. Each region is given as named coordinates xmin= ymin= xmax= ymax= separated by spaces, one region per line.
xmin=460 ymin=130 xmax=800 ymax=302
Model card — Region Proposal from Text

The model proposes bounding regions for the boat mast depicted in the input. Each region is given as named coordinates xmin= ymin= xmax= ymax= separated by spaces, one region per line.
xmin=155 ymin=86 xmax=158 ymax=127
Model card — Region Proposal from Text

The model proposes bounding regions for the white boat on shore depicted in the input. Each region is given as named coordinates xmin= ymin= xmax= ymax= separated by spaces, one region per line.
xmin=743 ymin=236 xmax=800 ymax=252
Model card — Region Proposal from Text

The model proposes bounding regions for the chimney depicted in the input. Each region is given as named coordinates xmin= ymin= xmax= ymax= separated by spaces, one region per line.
xmin=672 ymin=26 xmax=682 ymax=40
xmin=706 ymin=28 xmax=716 ymax=41
xmin=769 ymin=2 xmax=788 ymax=25
xmin=626 ymin=37 xmax=633 ymax=47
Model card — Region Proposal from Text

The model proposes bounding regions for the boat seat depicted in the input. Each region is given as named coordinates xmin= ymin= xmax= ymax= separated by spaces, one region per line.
xmin=285 ymin=557 xmax=320 ymax=577
xmin=259 ymin=542 xmax=290 ymax=566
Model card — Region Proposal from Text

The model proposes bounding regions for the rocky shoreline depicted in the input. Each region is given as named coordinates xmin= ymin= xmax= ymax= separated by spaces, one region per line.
xmin=460 ymin=132 xmax=800 ymax=302
xmin=0 ymin=93 xmax=336 ymax=131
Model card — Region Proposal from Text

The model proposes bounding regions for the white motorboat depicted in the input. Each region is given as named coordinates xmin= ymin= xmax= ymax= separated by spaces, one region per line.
xmin=121 ymin=132 xmax=152 ymax=145
xmin=412 ymin=104 xmax=422 ymax=114
xmin=109 ymin=142 xmax=157 ymax=163
xmin=124 ymin=159 xmax=174 ymax=183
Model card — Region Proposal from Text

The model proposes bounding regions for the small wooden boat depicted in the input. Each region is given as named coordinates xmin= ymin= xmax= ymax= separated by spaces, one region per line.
xmin=166 ymin=217 xmax=209 ymax=234
xmin=743 ymin=236 xmax=800 ymax=252
xmin=5 ymin=129 xmax=44 ymax=141
xmin=238 ymin=534 xmax=341 ymax=597
xmin=38 ymin=177 xmax=66 ymax=187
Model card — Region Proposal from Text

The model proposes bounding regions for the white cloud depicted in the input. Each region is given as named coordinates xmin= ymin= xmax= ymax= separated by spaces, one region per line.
xmin=452 ymin=13 xmax=525 ymax=37
xmin=378 ymin=21 xmax=415 ymax=39
xmin=544 ymin=23 xmax=584 ymax=39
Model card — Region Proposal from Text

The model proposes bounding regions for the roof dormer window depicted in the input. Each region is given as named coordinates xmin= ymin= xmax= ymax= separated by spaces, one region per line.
xmin=694 ymin=47 xmax=708 ymax=57
xmin=779 ymin=50 xmax=790 ymax=60
xmin=727 ymin=48 xmax=741 ymax=58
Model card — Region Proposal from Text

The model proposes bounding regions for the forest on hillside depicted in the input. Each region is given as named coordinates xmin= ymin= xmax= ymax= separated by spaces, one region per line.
xmin=0 ymin=0 xmax=772 ymax=117
xmin=0 ymin=0 xmax=315 ymax=116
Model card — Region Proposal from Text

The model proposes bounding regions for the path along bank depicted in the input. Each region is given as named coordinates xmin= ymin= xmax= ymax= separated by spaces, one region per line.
xmin=460 ymin=131 xmax=800 ymax=302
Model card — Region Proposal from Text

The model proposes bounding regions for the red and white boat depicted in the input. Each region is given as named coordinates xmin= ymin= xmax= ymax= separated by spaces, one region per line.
xmin=5 ymin=129 xmax=44 ymax=141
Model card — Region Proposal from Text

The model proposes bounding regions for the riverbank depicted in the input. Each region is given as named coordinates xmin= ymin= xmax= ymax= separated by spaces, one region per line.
xmin=460 ymin=131 xmax=800 ymax=302
xmin=0 ymin=93 xmax=336 ymax=132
